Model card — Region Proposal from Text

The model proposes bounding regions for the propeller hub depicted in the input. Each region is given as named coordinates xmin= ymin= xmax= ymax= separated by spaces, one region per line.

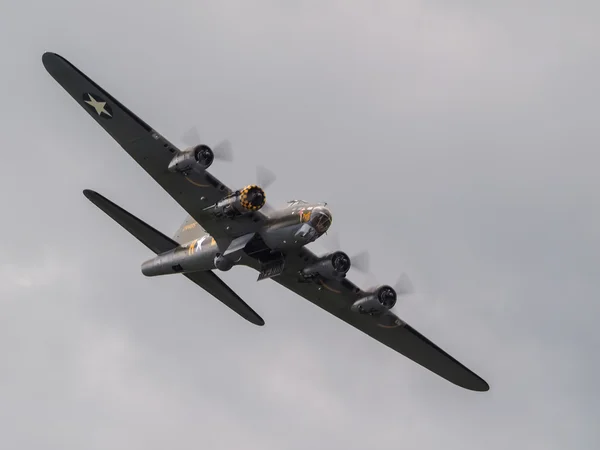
xmin=331 ymin=251 xmax=351 ymax=274
xmin=194 ymin=145 xmax=214 ymax=167
xmin=377 ymin=285 xmax=397 ymax=309
xmin=239 ymin=185 xmax=266 ymax=210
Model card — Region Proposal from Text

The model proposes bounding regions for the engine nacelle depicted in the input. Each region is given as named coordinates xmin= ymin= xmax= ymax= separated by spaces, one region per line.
xmin=205 ymin=185 xmax=266 ymax=218
xmin=168 ymin=145 xmax=214 ymax=174
xmin=301 ymin=251 xmax=351 ymax=280
xmin=351 ymin=285 xmax=397 ymax=315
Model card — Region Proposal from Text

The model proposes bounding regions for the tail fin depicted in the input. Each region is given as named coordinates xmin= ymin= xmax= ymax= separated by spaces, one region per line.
xmin=173 ymin=215 xmax=206 ymax=244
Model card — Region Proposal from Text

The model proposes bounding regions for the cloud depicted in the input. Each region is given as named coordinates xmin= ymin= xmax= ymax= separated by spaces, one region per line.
xmin=0 ymin=1 xmax=598 ymax=449
xmin=0 ymin=252 xmax=80 ymax=296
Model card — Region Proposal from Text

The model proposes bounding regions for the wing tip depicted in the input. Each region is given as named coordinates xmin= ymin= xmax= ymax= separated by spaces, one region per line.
xmin=83 ymin=189 xmax=103 ymax=206
xmin=82 ymin=188 xmax=96 ymax=199
xmin=461 ymin=374 xmax=490 ymax=392
xmin=251 ymin=315 xmax=266 ymax=326
xmin=470 ymin=379 xmax=490 ymax=392
xmin=42 ymin=51 xmax=62 ymax=71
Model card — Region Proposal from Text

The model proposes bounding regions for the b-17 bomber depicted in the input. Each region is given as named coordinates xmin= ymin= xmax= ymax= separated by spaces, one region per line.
xmin=42 ymin=51 xmax=489 ymax=392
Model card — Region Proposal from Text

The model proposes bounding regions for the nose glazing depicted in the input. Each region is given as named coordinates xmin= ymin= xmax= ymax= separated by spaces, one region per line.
xmin=310 ymin=206 xmax=332 ymax=234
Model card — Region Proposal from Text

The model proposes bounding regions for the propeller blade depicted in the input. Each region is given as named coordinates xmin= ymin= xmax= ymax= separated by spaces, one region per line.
xmin=394 ymin=272 xmax=414 ymax=296
xmin=320 ymin=234 xmax=412 ymax=297
xmin=321 ymin=231 xmax=370 ymax=272
xmin=181 ymin=128 xmax=233 ymax=162
xmin=260 ymin=203 xmax=275 ymax=215
xmin=350 ymin=250 xmax=370 ymax=273
xmin=257 ymin=165 xmax=277 ymax=189
xmin=181 ymin=126 xmax=201 ymax=148
xmin=364 ymin=272 xmax=379 ymax=291
xmin=213 ymin=139 xmax=233 ymax=162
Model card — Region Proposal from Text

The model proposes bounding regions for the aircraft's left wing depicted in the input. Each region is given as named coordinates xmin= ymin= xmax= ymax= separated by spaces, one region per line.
xmin=261 ymin=248 xmax=490 ymax=392
xmin=42 ymin=52 xmax=265 ymax=249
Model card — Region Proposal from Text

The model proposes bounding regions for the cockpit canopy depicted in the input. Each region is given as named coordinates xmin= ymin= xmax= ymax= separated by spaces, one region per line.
xmin=287 ymin=200 xmax=328 ymax=208
xmin=286 ymin=201 xmax=332 ymax=234
xmin=286 ymin=200 xmax=309 ymax=207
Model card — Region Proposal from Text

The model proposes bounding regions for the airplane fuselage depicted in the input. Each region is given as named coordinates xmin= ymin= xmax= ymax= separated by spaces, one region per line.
xmin=141 ymin=201 xmax=332 ymax=277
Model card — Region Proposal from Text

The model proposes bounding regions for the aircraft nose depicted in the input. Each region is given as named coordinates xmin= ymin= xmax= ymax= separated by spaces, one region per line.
xmin=311 ymin=206 xmax=332 ymax=234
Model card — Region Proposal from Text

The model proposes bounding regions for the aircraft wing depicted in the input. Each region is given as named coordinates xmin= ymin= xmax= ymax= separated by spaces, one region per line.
xmin=83 ymin=189 xmax=264 ymax=326
xmin=267 ymin=248 xmax=489 ymax=391
xmin=42 ymin=52 xmax=265 ymax=249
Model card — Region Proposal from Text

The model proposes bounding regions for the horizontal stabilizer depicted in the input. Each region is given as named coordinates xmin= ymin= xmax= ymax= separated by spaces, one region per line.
xmin=84 ymin=189 xmax=178 ymax=255
xmin=83 ymin=190 xmax=264 ymax=326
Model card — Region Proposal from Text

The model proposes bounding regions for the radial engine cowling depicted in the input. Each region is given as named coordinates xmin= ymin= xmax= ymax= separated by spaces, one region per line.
xmin=301 ymin=251 xmax=351 ymax=280
xmin=207 ymin=185 xmax=266 ymax=218
xmin=351 ymin=285 xmax=397 ymax=315
xmin=168 ymin=145 xmax=215 ymax=174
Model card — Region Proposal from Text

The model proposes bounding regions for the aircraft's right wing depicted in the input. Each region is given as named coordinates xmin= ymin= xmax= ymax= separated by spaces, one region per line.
xmin=83 ymin=189 xmax=264 ymax=326
xmin=264 ymin=248 xmax=489 ymax=391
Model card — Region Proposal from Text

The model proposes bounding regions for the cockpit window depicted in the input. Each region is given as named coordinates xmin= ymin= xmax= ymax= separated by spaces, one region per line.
xmin=310 ymin=209 xmax=332 ymax=234
xmin=287 ymin=200 xmax=309 ymax=207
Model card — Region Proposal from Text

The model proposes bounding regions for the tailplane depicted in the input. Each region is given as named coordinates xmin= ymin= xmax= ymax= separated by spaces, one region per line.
xmin=83 ymin=190 xmax=264 ymax=326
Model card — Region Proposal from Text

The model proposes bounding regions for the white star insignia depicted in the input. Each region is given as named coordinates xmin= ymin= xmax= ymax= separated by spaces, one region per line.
xmin=84 ymin=94 xmax=112 ymax=117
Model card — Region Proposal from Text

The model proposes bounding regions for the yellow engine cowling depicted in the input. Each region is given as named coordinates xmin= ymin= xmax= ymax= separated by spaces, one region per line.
xmin=206 ymin=185 xmax=266 ymax=218
xmin=239 ymin=185 xmax=266 ymax=211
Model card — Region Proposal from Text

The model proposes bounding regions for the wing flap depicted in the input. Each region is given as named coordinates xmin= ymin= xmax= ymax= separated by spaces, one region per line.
xmin=83 ymin=189 xmax=264 ymax=326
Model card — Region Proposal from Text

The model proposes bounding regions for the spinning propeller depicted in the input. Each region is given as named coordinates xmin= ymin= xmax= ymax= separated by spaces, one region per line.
xmin=256 ymin=165 xmax=277 ymax=190
xmin=181 ymin=127 xmax=234 ymax=162
xmin=320 ymin=231 xmax=371 ymax=274
xmin=181 ymin=127 xmax=278 ymax=212
xmin=390 ymin=272 xmax=415 ymax=296
xmin=254 ymin=165 xmax=277 ymax=213
xmin=321 ymin=231 xmax=414 ymax=300
xmin=364 ymin=270 xmax=415 ymax=303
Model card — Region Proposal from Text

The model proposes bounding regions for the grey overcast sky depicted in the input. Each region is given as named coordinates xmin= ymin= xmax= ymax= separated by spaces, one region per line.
xmin=1 ymin=1 xmax=599 ymax=449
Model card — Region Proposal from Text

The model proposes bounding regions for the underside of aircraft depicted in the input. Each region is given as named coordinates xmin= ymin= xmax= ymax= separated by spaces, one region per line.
xmin=42 ymin=51 xmax=489 ymax=392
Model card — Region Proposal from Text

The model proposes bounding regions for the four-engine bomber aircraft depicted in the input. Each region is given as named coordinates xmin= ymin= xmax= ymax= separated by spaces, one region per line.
xmin=42 ymin=52 xmax=489 ymax=392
